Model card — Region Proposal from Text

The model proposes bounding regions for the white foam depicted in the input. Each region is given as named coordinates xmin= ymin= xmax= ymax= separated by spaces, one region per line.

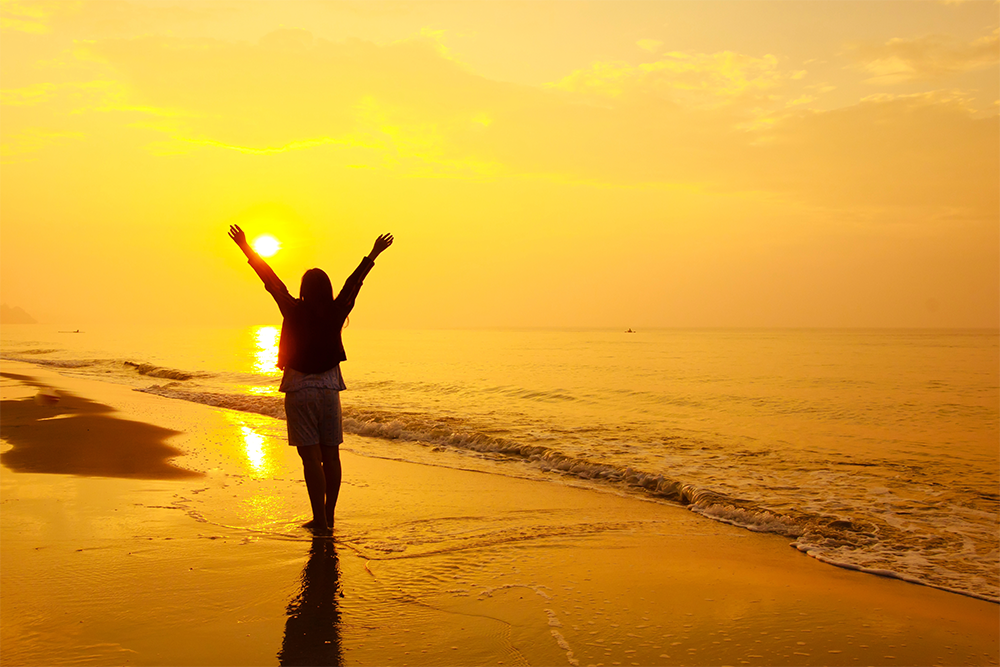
xmin=114 ymin=379 xmax=998 ymax=604
xmin=690 ymin=503 xmax=804 ymax=537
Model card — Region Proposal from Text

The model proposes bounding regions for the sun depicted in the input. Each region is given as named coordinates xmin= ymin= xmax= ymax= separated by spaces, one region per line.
xmin=252 ymin=235 xmax=281 ymax=257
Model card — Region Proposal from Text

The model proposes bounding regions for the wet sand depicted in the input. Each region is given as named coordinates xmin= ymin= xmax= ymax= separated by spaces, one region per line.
xmin=1 ymin=360 xmax=997 ymax=666
xmin=0 ymin=371 xmax=198 ymax=479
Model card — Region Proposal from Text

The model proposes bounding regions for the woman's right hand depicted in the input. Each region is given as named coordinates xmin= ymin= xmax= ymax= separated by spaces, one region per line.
xmin=228 ymin=225 xmax=249 ymax=249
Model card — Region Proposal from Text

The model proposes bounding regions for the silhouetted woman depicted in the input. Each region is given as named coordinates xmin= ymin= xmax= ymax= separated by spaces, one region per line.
xmin=229 ymin=224 xmax=393 ymax=533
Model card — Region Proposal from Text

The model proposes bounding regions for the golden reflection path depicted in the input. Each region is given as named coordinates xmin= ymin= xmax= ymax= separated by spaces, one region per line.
xmin=253 ymin=325 xmax=280 ymax=374
xmin=241 ymin=426 xmax=267 ymax=474
xmin=222 ymin=410 xmax=289 ymax=526
xmin=223 ymin=411 xmax=279 ymax=478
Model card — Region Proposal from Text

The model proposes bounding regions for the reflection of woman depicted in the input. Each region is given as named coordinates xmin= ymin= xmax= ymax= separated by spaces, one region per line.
xmin=278 ymin=538 xmax=343 ymax=666
xmin=229 ymin=225 xmax=393 ymax=533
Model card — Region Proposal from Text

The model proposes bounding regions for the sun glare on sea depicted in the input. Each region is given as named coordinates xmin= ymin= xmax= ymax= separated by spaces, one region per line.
xmin=253 ymin=325 xmax=279 ymax=373
xmin=252 ymin=235 xmax=280 ymax=257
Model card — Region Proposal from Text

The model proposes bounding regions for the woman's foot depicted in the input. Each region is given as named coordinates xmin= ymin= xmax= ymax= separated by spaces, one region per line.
xmin=302 ymin=519 xmax=331 ymax=535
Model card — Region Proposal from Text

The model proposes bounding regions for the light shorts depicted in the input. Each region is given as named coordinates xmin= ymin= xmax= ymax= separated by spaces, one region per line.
xmin=284 ymin=387 xmax=343 ymax=448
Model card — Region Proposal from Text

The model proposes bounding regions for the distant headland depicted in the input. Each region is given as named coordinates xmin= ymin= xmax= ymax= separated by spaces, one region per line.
xmin=1 ymin=304 xmax=38 ymax=324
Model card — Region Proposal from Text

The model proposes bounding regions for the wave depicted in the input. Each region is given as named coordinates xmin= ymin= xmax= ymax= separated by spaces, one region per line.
xmin=2 ymin=354 xmax=97 ymax=369
xmin=2 ymin=355 xmax=204 ymax=382
xmin=138 ymin=384 xmax=770 ymax=504
xmin=4 ymin=348 xmax=994 ymax=604
xmin=135 ymin=382 xmax=999 ymax=603
xmin=142 ymin=384 xmax=285 ymax=418
xmin=140 ymin=384 xmax=738 ymax=507
xmin=7 ymin=342 xmax=1000 ymax=602
xmin=137 ymin=390 xmax=877 ymax=556
xmin=122 ymin=361 xmax=199 ymax=381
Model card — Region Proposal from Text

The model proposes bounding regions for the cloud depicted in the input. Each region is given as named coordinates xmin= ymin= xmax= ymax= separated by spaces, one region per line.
xmin=76 ymin=31 xmax=484 ymax=129
xmin=6 ymin=27 xmax=996 ymax=211
xmin=0 ymin=80 xmax=124 ymax=160
xmin=547 ymin=50 xmax=789 ymax=113
xmin=2 ymin=13 xmax=997 ymax=329
xmin=1 ymin=80 xmax=121 ymax=108
xmin=42 ymin=30 xmax=513 ymax=178
xmin=0 ymin=83 xmax=59 ymax=106
xmin=0 ymin=128 xmax=83 ymax=159
xmin=636 ymin=38 xmax=662 ymax=54
xmin=849 ymin=29 xmax=999 ymax=84
xmin=737 ymin=91 xmax=998 ymax=210
xmin=467 ymin=78 xmax=996 ymax=210
xmin=0 ymin=0 xmax=58 ymax=34
xmin=1 ymin=0 xmax=222 ymax=35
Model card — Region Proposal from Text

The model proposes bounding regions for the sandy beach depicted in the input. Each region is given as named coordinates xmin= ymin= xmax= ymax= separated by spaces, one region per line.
xmin=1 ymin=359 xmax=997 ymax=667
xmin=4 ymin=1 xmax=997 ymax=663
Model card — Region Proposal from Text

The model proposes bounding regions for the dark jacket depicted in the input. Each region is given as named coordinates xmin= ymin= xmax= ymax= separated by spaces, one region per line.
xmin=248 ymin=253 xmax=375 ymax=374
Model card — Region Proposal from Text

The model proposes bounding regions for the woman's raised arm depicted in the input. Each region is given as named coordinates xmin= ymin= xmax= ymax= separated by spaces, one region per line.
xmin=368 ymin=233 xmax=394 ymax=261
xmin=228 ymin=224 xmax=254 ymax=258
xmin=229 ymin=224 xmax=295 ymax=315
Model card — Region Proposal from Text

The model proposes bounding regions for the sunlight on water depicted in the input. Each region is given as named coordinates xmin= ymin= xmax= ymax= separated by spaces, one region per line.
xmin=3 ymin=325 xmax=996 ymax=600
xmin=243 ymin=492 xmax=286 ymax=528
xmin=245 ymin=385 xmax=279 ymax=396
xmin=253 ymin=326 xmax=279 ymax=374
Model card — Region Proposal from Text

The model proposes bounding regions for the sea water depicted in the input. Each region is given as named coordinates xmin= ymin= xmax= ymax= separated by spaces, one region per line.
xmin=2 ymin=325 xmax=997 ymax=602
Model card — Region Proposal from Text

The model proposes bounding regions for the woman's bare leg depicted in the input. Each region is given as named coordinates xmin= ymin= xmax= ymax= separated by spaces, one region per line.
xmin=320 ymin=446 xmax=342 ymax=527
xmin=297 ymin=445 xmax=328 ymax=532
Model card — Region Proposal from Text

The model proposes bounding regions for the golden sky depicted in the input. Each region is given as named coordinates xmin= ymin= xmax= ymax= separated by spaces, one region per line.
xmin=1 ymin=0 xmax=997 ymax=328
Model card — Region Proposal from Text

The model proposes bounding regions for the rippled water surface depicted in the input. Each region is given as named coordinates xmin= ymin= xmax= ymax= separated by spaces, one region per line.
xmin=3 ymin=325 xmax=997 ymax=601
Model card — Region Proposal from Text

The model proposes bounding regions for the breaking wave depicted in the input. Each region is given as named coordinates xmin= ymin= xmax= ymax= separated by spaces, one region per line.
xmin=4 ymin=343 xmax=995 ymax=605
xmin=123 ymin=361 xmax=199 ymax=381
xmin=135 ymin=382 xmax=998 ymax=603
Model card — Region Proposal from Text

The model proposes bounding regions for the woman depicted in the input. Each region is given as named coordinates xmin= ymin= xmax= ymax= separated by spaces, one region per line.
xmin=229 ymin=224 xmax=393 ymax=533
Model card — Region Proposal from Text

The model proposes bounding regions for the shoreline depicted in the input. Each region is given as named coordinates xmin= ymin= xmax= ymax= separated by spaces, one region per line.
xmin=3 ymin=325 xmax=997 ymax=607
xmin=2 ymin=359 xmax=997 ymax=666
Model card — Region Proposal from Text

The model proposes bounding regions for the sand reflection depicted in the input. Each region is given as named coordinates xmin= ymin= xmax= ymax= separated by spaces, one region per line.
xmin=278 ymin=539 xmax=343 ymax=666
xmin=240 ymin=426 xmax=267 ymax=473
xmin=223 ymin=412 xmax=279 ymax=478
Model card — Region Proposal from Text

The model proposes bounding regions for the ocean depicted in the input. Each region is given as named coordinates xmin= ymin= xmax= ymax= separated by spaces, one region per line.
xmin=2 ymin=325 xmax=997 ymax=602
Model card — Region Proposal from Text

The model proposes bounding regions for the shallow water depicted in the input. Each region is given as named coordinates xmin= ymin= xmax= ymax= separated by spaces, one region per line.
xmin=3 ymin=325 xmax=997 ymax=601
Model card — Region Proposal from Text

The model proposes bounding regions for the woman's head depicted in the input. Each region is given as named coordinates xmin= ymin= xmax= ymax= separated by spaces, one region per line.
xmin=300 ymin=268 xmax=334 ymax=306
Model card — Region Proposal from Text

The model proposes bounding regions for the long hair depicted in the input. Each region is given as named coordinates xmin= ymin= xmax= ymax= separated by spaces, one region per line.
xmin=300 ymin=268 xmax=334 ymax=308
